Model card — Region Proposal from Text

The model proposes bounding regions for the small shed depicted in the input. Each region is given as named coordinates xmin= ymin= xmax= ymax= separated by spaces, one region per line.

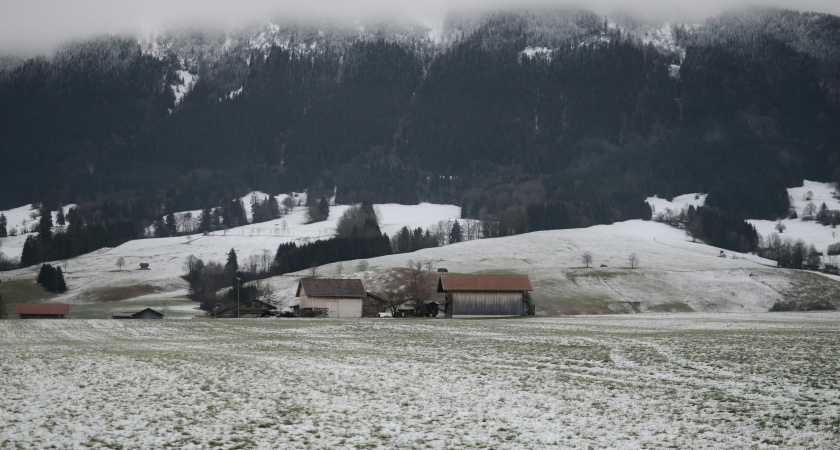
xmin=15 ymin=303 xmax=70 ymax=319
xmin=139 ymin=263 xmax=150 ymax=270
xmin=296 ymin=278 xmax=366 ymax=318
xmin=111 ymin=308 xmax=164 ymax=319
xmin=364 ymin=291 xmax=386 ymax=318
xmin=214 ymin=299 xmax=277 ymax=318
xmin=437 ymin=274 xmax=534 ymax=317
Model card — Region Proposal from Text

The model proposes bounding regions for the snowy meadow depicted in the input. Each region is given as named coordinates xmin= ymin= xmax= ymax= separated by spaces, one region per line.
xmin=2 ymin=314 xmax=839 ymax=448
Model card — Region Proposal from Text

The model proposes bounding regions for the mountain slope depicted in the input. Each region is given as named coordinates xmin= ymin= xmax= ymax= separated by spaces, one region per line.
xmin=1 ymin=8 xmax=838 ymax=225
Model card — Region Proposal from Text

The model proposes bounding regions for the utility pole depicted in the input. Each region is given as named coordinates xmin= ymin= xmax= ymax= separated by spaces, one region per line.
xmin=237 ymin=276 xmax=241 ymax=318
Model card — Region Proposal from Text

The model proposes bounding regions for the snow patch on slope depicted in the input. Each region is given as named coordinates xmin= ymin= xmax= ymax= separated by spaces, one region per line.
xmin=749 ymin=180 xmax=840 ymax=255
xmin=519 ymin=46 xmax=552 ymax=63
xmin=172 ymin=70 xmax=197 ymax=106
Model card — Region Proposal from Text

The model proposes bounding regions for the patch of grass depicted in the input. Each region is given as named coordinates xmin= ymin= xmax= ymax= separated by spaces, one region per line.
xmin=0 ymin=279 xmax=56 ymax=303
xmin=647 ymin=302 xmax=695 ymax=313
xmin=0 ymin=280 xmax=57 ymax=319
xmin=81 ymin=284 xmax=164 ymax=303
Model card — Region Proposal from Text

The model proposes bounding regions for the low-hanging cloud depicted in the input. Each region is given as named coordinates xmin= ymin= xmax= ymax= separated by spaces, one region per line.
xmin=1 ymin=0 xmax=838 ymax=57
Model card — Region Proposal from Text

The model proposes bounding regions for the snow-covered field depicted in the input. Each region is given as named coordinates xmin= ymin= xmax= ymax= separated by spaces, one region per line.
xmin=1 ymin=314 xmax=838 ymax=448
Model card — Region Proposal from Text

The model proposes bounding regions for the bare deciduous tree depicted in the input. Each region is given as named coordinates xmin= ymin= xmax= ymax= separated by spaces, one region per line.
xmin=424 ymin=260 xmax=434 ymax=271
xmin=803 ymin=202 xmax=817 ymax=219
xmin=582 ymin=252 xmax=593 ymax=268
xmin=405 ymin=271 xmax=433 ymax=316
xmin=775 ymin=221 xmax=787 ymax=233
xmin=628 ymin=253 xmax=639 ymax=269
xmin=686 ymin=217 xmax=704 ymax=243
xmin=116 ymin=257 xmax=125 ymax=271
xmin=356 ymin=260 xmax=369 ymax=272
xmin=336 ymin=261 xmax=343 ymax=274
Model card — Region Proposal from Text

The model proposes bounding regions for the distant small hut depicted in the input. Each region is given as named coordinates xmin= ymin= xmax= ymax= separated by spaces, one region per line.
xmin=139 ymin=263 xmax=150 ymax=270
xmin=15 ymin=303 xmax=70 ymax=319
xmin=295 ymin=278 xmax=366 ymax=318
xmin=111 ymin=308 xmax=163 ymax=319
xmin=437 ymin=274 xmax=534 ymax=317
xmin=214 ymin=299 xmax=277 ymax=318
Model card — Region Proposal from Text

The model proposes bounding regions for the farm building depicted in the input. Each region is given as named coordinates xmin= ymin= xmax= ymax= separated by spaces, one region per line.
xmin=437 ymin=274 xmax=534 ymax=317
xmin=214 ymin=299 xmax=277 ymax=318
xmin=295 ymin=278 xmax=366 ymax=318
xmin=15 ymin=303 xmax=70 ymax=319
xmin=111 ymin=308 xmax=164 ymax=319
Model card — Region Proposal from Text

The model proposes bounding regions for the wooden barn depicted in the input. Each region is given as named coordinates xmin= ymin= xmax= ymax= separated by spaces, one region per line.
xmin=295 ymin=278 xmax=366 ymax=318
xmin=111 ymin=308 xmax=164 ymax=319
xmin=15 ymin=303 xmax=70 ymax=319
xmin=214 ymin=299 xmax=277 ymax=318
xmin=437 ymin=274 xmax=534 ymax=317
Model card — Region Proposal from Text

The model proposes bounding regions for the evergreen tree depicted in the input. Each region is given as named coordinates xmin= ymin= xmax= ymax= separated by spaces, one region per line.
xmin=250 ymin=194 xmax=264 ymax=223
xmin=165 ymin=212 xmax=177 ymax=236
xmin=38 ymin=206 xmax=53 ymax=241
xmin=56 ymin=205 xmax=66 ymax=227
xmin=450 ymin=220 xmax=463 ymax=243
xmin=55 ymin=267 xmax=67 ymax=292
xmin=20 ymin=235 xmax=39 ymax=267
xmin=36 ymin=263 xmax=67 ymax=293
xmin=154 ymin=215 xmax=168 ymax=237
xmin=199 ymin=208 xmax=213 ymax=233
xmin=318 ymin=196 xmax=330 ymax=218
xmin=0 ymin=213 xmax=6 ymax=237
xmin=225 ymin=248 xmax=239 ymax=275
xmin=268 ymin=194 xmax=281 ymax=219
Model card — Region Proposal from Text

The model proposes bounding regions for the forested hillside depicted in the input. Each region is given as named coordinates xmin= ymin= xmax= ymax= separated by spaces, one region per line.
xmin=1 ymin=7 xmax=838 ymax=231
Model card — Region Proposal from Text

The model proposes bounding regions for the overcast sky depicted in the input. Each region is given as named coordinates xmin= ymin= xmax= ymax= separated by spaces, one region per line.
xmin=1 ymin=0 xmax=838 ymax=57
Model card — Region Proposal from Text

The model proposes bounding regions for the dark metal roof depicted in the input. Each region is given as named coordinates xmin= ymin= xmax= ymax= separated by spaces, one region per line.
xmin=215 ymin=299 xmax=277 ymax=315
xmin=437 ymin=274 xmax=533 ymax=292
xmin=296 ymin=278 xmax=366 ymax=298
xmin=15 ymin=303 xmax=70 ymax=315
xmin=111 ymin=308 xmax=163 ymax=319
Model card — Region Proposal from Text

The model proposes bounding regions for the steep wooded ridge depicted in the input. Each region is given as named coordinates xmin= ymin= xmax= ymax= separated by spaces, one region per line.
xmin=1 ymin=8 xmax=838 ymax=228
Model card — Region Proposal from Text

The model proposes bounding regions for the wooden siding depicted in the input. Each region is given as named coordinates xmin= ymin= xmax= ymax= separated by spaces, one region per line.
xmin=452 ymin=291 xmax=524 ymax=316
xmin=300 ymin=296 xmax=363 ymax=318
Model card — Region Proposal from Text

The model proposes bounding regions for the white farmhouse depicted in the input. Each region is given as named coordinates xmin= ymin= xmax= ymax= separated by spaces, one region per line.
xmin=295 ymin=278 xmax=366 ymax=318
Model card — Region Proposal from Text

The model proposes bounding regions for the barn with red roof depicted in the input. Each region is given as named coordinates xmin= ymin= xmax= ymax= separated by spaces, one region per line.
xmin=437 ymin=274 xmax=534 ymax=317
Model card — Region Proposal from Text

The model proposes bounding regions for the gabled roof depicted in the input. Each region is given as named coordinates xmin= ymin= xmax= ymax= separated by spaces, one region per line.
xmin=437 ymin=274 xmax=533 ymax=292
xmin=111 ymin=308 xmax=163 ymax=318
xmin=15 ymin=303 xmax=70 ymax=315
xmin=296 ymin=278 xmax=366 ymax=298
xmin=216 ymin=299 xmax=277 ymax=315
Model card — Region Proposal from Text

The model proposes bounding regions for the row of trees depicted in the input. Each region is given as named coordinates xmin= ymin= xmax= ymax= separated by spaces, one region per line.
xmin=274 ymin=236 xmax=392 ymax=275
xmin=655 ymin=204 xmax=759 ymax=253
xmin=757 ymin=235 xmax=822 ymax=270
xmin=36 ymin=263 xmax=67 ymax=293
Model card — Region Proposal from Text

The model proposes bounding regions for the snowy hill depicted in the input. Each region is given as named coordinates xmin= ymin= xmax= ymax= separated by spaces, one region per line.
xmin=0 ymin=201 xmax=461 ymax=317
xmin=306 ymin=220 xmax=840 ymax=315
xmin=4 ymin=189 xmax=840 ymax=317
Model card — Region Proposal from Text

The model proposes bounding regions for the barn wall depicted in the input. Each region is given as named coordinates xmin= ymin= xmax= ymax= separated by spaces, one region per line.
xmin=453 ymin=291 xmax=524 ymax=315
xmin=301 ymin=297 xmax=362 ymax=318
xmin=135 ymin=311 xmax=163 ymax=319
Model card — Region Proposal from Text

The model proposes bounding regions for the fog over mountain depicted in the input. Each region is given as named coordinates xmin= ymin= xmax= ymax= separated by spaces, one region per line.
xmin=2 ymin=0 xmax=839 ymax=56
